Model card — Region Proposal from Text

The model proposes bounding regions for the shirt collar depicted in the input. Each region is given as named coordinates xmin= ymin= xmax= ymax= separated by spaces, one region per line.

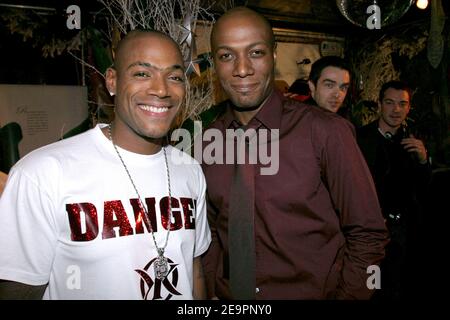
xmin=221 ymin=89 xmax=284 ymax=131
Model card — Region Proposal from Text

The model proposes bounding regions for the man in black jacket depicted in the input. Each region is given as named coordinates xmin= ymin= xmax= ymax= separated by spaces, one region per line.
xmin=357 ymin=80 xmax=431 ymax=300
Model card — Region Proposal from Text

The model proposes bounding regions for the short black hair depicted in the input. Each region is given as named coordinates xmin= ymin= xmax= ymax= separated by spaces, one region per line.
xmin=379 ymin=80 xmax=412 ymax=102
xmin=309 ymin=56 xmax=351 ymax=85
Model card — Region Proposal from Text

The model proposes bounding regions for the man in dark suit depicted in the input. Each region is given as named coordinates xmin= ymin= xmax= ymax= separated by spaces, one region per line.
xmin=357 ymin=80 xmax=431 ymax=300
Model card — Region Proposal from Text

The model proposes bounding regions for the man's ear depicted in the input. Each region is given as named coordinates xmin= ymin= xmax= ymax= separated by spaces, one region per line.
xmin=105 ymin=67 xmax=117 ymax=96
xmin=273 ymin=43 xmax=277 ymax=62
xmin=308 ymin=80 xmax=315 ymax=96
xmin=405 ymin=104 xmax=411 ymax=117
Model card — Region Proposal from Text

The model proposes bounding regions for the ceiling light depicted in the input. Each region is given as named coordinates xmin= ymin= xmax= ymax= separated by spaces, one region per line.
xmin=416 ymin=0 xmax=429 ymax=10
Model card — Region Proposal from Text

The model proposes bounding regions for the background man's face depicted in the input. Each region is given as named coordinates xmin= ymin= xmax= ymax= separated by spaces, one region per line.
xmin=308 ymin=66 xmax=350 ymax=113
xmin=379 ymin=88 xmax=410 ymax=130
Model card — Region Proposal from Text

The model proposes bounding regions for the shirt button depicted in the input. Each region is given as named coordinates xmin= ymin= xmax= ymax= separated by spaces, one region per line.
xmin=255 ymin=287 xmax=260 ymax=294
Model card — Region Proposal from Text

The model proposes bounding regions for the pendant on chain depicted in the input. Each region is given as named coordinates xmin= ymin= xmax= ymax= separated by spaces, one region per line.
xmin=154 ymin=254 xmax=169 ymax=280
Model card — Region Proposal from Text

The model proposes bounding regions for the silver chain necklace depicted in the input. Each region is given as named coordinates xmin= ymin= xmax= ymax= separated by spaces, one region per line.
xmin=107 ymin=123 xmax=172 ymax=280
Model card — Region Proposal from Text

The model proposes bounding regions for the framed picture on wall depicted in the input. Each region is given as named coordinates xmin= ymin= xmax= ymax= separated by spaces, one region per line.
xmin=0 ymin=85 xmax=88 ymax=161
xmin=273 ymin=28 xmax=345 ymax=88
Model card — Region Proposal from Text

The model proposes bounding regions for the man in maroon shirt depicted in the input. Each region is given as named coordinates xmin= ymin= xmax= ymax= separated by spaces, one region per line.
xmin=201 ymin=7 xmax=388 ymax=300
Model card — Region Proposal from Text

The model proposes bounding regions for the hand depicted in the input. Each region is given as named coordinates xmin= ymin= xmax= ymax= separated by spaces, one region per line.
xmin=400 ymin=134 xmax=428 ymax=164
xmin=283 ymin=92 xmax=298 ymax=99
xmin=0 ymin=171 xmax=7 ymax=197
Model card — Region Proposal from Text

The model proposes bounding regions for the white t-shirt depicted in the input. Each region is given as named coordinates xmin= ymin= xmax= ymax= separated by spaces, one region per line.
xmin=0 ymin=124 xmax=211 ymax=300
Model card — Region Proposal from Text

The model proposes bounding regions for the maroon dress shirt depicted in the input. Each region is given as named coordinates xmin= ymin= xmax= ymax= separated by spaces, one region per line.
xmin=201 ymin=90 xmax=388 ymax=299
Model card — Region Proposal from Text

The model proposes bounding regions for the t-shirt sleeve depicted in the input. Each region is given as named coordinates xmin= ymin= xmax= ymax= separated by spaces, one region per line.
xmin=193 ymin=166 xmax=211 ymax=257
xmin=0 ymin=166 xmax=58 ymax=285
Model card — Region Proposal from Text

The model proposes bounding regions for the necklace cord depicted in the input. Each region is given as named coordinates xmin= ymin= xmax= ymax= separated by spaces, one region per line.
xmin=107 ymin=123 xmax=172 ymax=256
